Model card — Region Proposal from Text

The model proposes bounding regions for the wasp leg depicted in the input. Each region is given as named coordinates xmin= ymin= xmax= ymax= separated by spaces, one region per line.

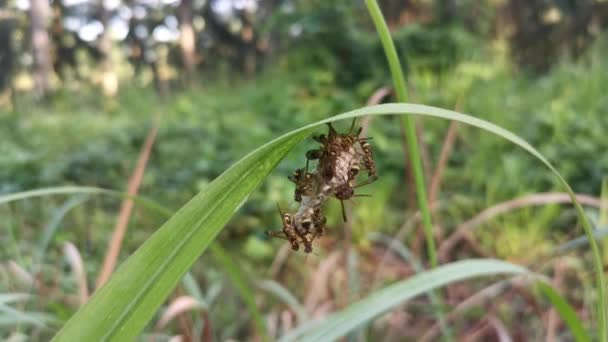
xmin=266 ymin=230 xmax=300 ymax=251
xmin=267 ymin=230 xmax=299 ymax=251
xmin=326 ymin=122 xmax=338 ymax=138
xmin=306 ymin=149 xmax=323 ymax=160
xmin=266 ymin=230 xmax=288 ymax=240
xmin=299 ymin=233 xmax=313 ymax=253
xmin=340 ymin=199 xmax=348 ymax=222
xmin=312 ymin=134 xmax=327 ymax=144
xmin=348 ymin=118 xmax=357 ymax=134
xmin=312 ymin=225 xmax=325 ymax=240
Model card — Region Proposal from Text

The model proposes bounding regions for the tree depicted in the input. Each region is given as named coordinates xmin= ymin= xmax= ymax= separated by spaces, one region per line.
xmin=178 ymin=0 xmax=196 ymax=76
xmin=99 ymin=0 xmax=117 ymax=96
xmin=30 ymin=0 xmax=52 ymax=98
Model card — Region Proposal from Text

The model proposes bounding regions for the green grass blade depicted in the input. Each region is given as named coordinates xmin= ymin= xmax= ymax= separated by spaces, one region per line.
xmin=0 ymin=187 xmax=111 ymax=204
xmin=364 ymin=0 xmax=437 ymax=269
xmin=35 ymin=196 xmax=89 ymax=270
xmin=363 ymin=3 xmax=447 ymax=337
xmin=0 ymin=304 xmax=56 ymax=328
xmin=279 ymin=259 xmax=528 ymax=342
xmin=31 ymin=102 xmax=602 ymax=340
xmin=258 ymin=280 xmax=308 ymax=323
xmin=0 ymin=186 xmax=172 ymax=217
xmin=536 ymin=282 xmax=591 ymax=342
xmin=554 ymin=225 xmax=608 ymax=255
xmin=52 ymin=129 xmax=312 ymax=341
xmin=210 ymin=244 xmax=269 ymax=341
xmin=181 ymin=272 xmax=207 ymax=308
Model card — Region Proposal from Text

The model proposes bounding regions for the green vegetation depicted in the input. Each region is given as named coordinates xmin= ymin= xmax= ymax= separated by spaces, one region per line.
xmin=2 ymin=1 xmax=608 ymax=340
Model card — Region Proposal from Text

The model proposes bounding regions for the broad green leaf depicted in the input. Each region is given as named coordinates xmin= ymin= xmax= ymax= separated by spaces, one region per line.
xmin=29 ymin=102 xmax=601 ymax=340
xmin=279 ymin=259 xmax=528 ymax=341
xmin=536 ymin=282 xmax=591 ymax=342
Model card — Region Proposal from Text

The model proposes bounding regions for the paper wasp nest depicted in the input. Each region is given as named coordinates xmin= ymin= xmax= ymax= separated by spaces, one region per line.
xmin=267 ymin=121 xmax=377 ymax=253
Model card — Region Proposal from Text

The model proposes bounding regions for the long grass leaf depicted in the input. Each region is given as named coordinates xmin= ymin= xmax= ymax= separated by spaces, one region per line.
xmin=52 ymin=129 xmax=311 ymax=341
xmin=35 ymin=196 xmax=89 ymax=271
xmin=257 ymin=280 xmax=308 ymax=323
xmin=279 ymin=259 xmax=527 ymax=342
xmin=536 ymin=282 xmax=591 ymax=342
xmin=0 ymin=186 xmax=172 ymax=217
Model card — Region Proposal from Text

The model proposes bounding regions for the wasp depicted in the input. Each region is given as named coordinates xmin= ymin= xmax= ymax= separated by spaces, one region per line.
xmin=305 ymin=122 xmax=346 ymax=181
xmin=358 ymin=139 xmax=377 ymax=182
xmin=266 ymin=204 xmax=313 ymax=252
xmin=306 ymin=120 xmax=376 ymax=182
xmin=266 ymin=203 xmax=300 ymax=251
xmin=333 ymin=163 xmax=372 ymax=221
xmin=288 ymin=168 xmax=317 ymax=202
xmin=299 ymin=207 xmax=327 ymax=241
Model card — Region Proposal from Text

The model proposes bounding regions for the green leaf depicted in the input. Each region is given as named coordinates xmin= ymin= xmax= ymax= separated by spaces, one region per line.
xmin=536 ymin=282 xmax=591 ymax=342
xmin=34 ymin=102 xmax=602 ymax=340
xmin=279 ymin=259 xmax=528 ymax=342
xmin=52 ymin=128 xmax=312 ymax=341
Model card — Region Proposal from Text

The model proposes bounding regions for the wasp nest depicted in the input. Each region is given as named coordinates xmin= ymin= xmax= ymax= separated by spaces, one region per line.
xmin=267 ymin=120 xmax=378 ymax=253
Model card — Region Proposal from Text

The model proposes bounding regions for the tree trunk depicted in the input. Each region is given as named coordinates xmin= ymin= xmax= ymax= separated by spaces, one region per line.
xmin=178 ymin=0 xmax=196 ymax=76
xmin=30 ymin=0 xmax=52 ymax=99
xmin=99 ymin=0 xmax=117 ymax=96
xmin=0 ymin=9 xmax=17 ymax=109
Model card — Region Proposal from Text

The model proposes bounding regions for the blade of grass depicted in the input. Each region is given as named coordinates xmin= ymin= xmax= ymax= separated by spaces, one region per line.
xmin=52 ymin=128 xmax=311 ymax=341
xmin=257 ymin=280 xmax=308 ymax=323
xmin=0 ymin=304 xmax=56 ymax=328
xmin=554 ymin=225 xmax=608 ymax=255
xmin=35 ymin=195 xmax=89 ymax=272
xmin=0 ymin=186 xmax=172 ymax=217
xmin=181 ymin=272 xmax=206 ymax=307
xmin=364 ymin=0 xmax=437 ymax=270
xmin=368 ymin=232 xmax=450 ymax=337
xmin=210 ymin=244 xmax=268 ymax=341
xmin=279 ymin=259 xmax=528 ymax=342
xmin=0 ymin=102 xmax=594 ymax=341
xmin=364 ymin=2 xmax=450 ymax=339
xmin=536 ymin=282 xmax=591 ymax=342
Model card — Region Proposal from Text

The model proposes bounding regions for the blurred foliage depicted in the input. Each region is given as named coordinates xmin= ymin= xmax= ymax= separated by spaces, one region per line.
xmin=2 ymin=36 xmax=607 ymax=246
xmin=2 ymin=0 xmax=608 ymax=339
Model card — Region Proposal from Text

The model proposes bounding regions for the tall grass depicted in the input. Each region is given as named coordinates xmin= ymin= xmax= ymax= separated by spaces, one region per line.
xmin=35 ymin=102 xmax=600 ymax=340
xmin=364 ymin=1 xmax=450 ymax=339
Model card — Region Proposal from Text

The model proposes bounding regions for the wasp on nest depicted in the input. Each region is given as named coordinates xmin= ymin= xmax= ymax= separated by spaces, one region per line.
xmin=266 ymin=119 xmax=378 ymax=253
